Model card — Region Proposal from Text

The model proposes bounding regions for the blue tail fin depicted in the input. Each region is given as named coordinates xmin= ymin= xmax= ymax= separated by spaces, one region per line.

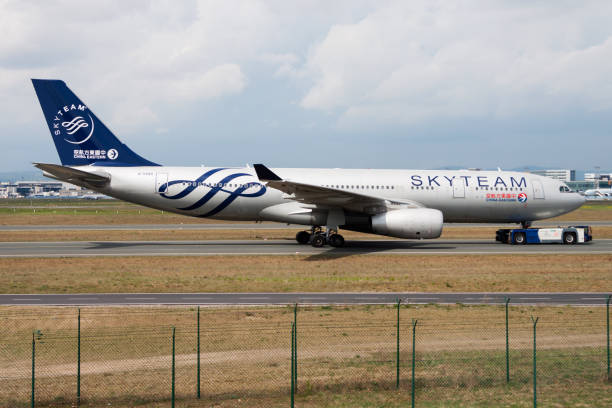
xmin=32 ymin=79 xmax=159 ymax=166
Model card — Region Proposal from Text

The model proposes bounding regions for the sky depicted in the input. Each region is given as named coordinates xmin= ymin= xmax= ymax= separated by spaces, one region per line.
xmin=1 ymin=0 xmax=612 ymax=173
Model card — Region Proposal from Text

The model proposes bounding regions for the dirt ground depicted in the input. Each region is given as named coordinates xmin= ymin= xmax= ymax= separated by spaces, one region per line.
xmin=1 ymin=254 xmax=610 ymax=293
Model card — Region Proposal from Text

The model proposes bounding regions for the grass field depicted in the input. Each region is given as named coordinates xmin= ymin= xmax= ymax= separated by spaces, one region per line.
xmin=1 ymin=254 xmax=610 ymax=293
xmin=1 ymin=199 xmax=611 ymax=225
xmin=0 ymin=304 xmax=609 ymax=407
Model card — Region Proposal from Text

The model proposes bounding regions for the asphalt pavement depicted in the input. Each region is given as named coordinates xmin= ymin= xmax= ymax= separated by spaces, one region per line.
xmin=0 ymin=238 xmax=610 ymax=257
xmin=0 ymin=292 xmax=609 ymax=306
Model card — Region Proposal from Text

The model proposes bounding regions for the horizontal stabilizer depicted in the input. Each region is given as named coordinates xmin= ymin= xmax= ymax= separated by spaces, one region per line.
xmin=34 ymin=163 xmax=110 ymax=188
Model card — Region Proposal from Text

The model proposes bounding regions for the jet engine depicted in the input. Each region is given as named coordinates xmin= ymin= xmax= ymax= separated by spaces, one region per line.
xmin=371 ymin=208 xmax=443 ymax=239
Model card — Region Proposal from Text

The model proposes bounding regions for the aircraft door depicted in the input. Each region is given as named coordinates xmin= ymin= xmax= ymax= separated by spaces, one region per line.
xmin=532 ymin=179 xmax=545 ymax=199
xmin=155 ymin=173 xmax=168 ymax=194
xmin=453 ymin=180 xmax=465 ymax=198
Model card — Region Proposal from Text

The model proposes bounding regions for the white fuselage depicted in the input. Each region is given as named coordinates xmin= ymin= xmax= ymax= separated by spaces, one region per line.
xmin=82 ymin=166 xmax=584 ymax=227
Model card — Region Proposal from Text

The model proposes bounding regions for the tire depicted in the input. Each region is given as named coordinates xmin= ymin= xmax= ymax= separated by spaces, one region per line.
xmin=296 ymin=231 xmax=311 ymax=245
xmin=329 ymin=234 xmax=345 ymax=248
xmin=563 ymin=232 xmax=576 ymax=245
xmin=311 ymin=234 xmax=326 ymax=248
xmin=512 ymin=232 xmax=526 ymax=245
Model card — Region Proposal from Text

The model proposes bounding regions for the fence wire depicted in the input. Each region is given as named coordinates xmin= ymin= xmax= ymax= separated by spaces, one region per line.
xmin=0 ymin=303 xmax=610 ymax=407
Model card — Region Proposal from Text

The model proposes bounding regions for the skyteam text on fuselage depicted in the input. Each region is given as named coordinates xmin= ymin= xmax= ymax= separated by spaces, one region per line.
xmin=31 ymin=79 xmax=585 ymax=247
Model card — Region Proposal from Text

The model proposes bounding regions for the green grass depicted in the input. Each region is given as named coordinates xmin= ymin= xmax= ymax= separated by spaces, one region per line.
xmin=1 ymin=304 xmax=609 ymax=407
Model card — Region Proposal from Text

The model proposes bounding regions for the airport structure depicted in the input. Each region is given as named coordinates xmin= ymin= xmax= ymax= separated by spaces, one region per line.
xmin=529 ymin=169 xmax=575 ymax=182
xmin=0 ymin=180 xmax=103 ymax=199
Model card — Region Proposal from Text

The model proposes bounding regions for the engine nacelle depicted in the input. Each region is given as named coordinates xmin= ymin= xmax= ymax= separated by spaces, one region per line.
xmin=371 ymin=208 xmax=443 ymax=239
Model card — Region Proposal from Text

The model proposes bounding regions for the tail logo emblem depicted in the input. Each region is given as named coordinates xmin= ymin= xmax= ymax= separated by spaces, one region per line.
xmin=62 ymin=116 xmax=89 ymax=134
xmin=62 ymin=113 xmax=95 ymax=144
xmin=51 ymin=104 xmax=95 ymax=145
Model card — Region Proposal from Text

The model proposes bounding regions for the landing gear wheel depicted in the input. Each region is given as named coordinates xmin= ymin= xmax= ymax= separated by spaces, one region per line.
xmin=328 ymin=234 xmax=345 ymax=248
xmin=563 ymin=232 xmax=576 ymax=245
xmin=512 ymin=232 xmax=526 ymax=245
xmin=311 ymin=234 xmax=326 ymax=248
xmin=296 ymin=231 xmax=311 ymax=245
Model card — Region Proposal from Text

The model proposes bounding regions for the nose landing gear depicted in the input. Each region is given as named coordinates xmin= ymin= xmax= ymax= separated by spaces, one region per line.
xmin=295 ymin=226 xmax=345 ymax=248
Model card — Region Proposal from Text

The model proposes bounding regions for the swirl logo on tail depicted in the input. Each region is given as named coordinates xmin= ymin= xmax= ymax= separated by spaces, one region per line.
xmin=62 ymin=116 xmax=89 ymax=134
xmin=159 ymin=168 xmax=266 ymax=217
xmin=62 ymin=113 xmax=95 ymax=144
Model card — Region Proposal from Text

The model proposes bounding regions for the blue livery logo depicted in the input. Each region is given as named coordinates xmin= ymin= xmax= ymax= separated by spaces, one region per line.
xmin=159 ymin=168 xmax=266 ymax=217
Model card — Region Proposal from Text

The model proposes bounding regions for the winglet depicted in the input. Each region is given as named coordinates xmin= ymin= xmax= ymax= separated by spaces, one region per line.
xmin=253 ymin=164 xmax=282 ymax=181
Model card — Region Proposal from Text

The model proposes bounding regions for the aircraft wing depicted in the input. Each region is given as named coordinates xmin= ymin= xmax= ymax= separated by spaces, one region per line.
xmin=254 ymin=164 xmax=423 ymax=214
xmin=34 ymin=163 xmax=110 ymax=188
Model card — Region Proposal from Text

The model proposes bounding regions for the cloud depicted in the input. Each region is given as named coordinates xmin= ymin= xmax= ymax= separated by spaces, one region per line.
xmin=2 ymin=1 xmax=612 ymax=171
xmin=296 ymin=1 xmax=612 ymax=128
xmin=0 ymin=0 xmax=270 ymax=129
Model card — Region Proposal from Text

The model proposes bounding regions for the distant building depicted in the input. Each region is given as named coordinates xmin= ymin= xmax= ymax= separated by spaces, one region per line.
xmin=0 ymin=180 xmax=104 ymax=199
xmin=530 ymin=169 xmax=576 ymax=182
xmin=584 ymin=172 xmax=612 ymax=181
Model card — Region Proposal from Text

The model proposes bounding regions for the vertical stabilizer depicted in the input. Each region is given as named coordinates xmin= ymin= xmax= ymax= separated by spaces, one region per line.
xmin=32 ymin=79 xmax=159 ymax=166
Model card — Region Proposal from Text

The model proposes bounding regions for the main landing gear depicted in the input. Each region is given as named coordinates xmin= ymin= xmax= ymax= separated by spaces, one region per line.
xmin=295 ymin=227 xmax=345 ymax=248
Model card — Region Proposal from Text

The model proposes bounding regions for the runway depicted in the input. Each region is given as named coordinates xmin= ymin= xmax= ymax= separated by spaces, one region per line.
xmin=1 ymin=220 xmax=610 ymax=231
xmin=0 ymin=292 xmax=608 ymax=306
xmin=0 ymin=239 xmax=610 ymax=257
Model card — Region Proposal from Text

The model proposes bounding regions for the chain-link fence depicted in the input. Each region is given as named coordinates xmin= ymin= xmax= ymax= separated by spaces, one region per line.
xmin=0 ymin=300 xmax=610 ymax=407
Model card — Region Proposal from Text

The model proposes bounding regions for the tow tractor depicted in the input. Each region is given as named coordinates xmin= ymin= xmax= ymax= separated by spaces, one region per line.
xmin=496 ymin=226 xmax=592 ymax=245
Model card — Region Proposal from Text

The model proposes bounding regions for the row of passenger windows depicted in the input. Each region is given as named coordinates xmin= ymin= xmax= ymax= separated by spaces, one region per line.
xmin=325 ymin=185 xmax=395 ymax=190
xmin=410 ymin=186 xmax=523 ymax=191
xmin=180 ymin=181 xmax=526 ymax=192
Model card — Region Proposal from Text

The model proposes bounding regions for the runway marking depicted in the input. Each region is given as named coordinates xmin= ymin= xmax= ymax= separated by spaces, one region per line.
xmin=355 ymin=297 xmax=382 ymax=300
xmin=68 ymin=297 xmax=98 ymax=300
xmin=301 ymin=297 xmax=326 ymax=300
xmin=181 ymin=297 xmax=214 ymax=300
xmin=239 ymin=297 xmax=271 ymax=300
xmin=581 ymin=297 xmax=608 ymax=300
xmin=125 ymin=297 xmax=156 ymax=300
xmin=519 ymin=297 xmax=551 ymax=300
xmin=12 ymin=298 xmax=40 ymax=301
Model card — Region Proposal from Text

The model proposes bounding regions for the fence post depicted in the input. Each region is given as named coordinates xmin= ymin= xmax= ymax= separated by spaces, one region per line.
xmin=77 ymin=308 xmax=81 ymax=407
xmin=606 ymin=295 xmax=610 ymax=380
xmin=197 ymin=306 xmax=201 ymax=399
xmin=31 ymin=331 xmax=35 ymax=408
xmin=531 ymin=316 xmax=539 ymax=408
xmin=396 ymin=298 xmax=401 ymax=389
xmin=172 ymin=327 xmax=176 ymax=408
xmin=505 ymin=297 xmax=510 ymax=383
xmin=293 ymin=303 xmax=298 ymax=392
xmin=291 ymin=322 xmax=295 ymax=408
xmin=411 ymin=319 xmax=418 ymax=408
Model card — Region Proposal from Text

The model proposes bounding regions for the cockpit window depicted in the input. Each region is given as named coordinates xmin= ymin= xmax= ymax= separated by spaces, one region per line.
xmin=559 ymin=185 xmax=572 ymax=192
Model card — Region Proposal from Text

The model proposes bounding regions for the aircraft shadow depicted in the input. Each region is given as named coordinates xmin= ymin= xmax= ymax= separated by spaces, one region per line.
xmin=304 ymin=240 xmax=458 ymax=260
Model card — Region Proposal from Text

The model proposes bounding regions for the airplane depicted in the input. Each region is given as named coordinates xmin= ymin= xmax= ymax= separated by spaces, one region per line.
xmin=583 ymin=187 xmax=612 ymax=199
xmin=31 ymin=79 xmax=585 ymax=247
